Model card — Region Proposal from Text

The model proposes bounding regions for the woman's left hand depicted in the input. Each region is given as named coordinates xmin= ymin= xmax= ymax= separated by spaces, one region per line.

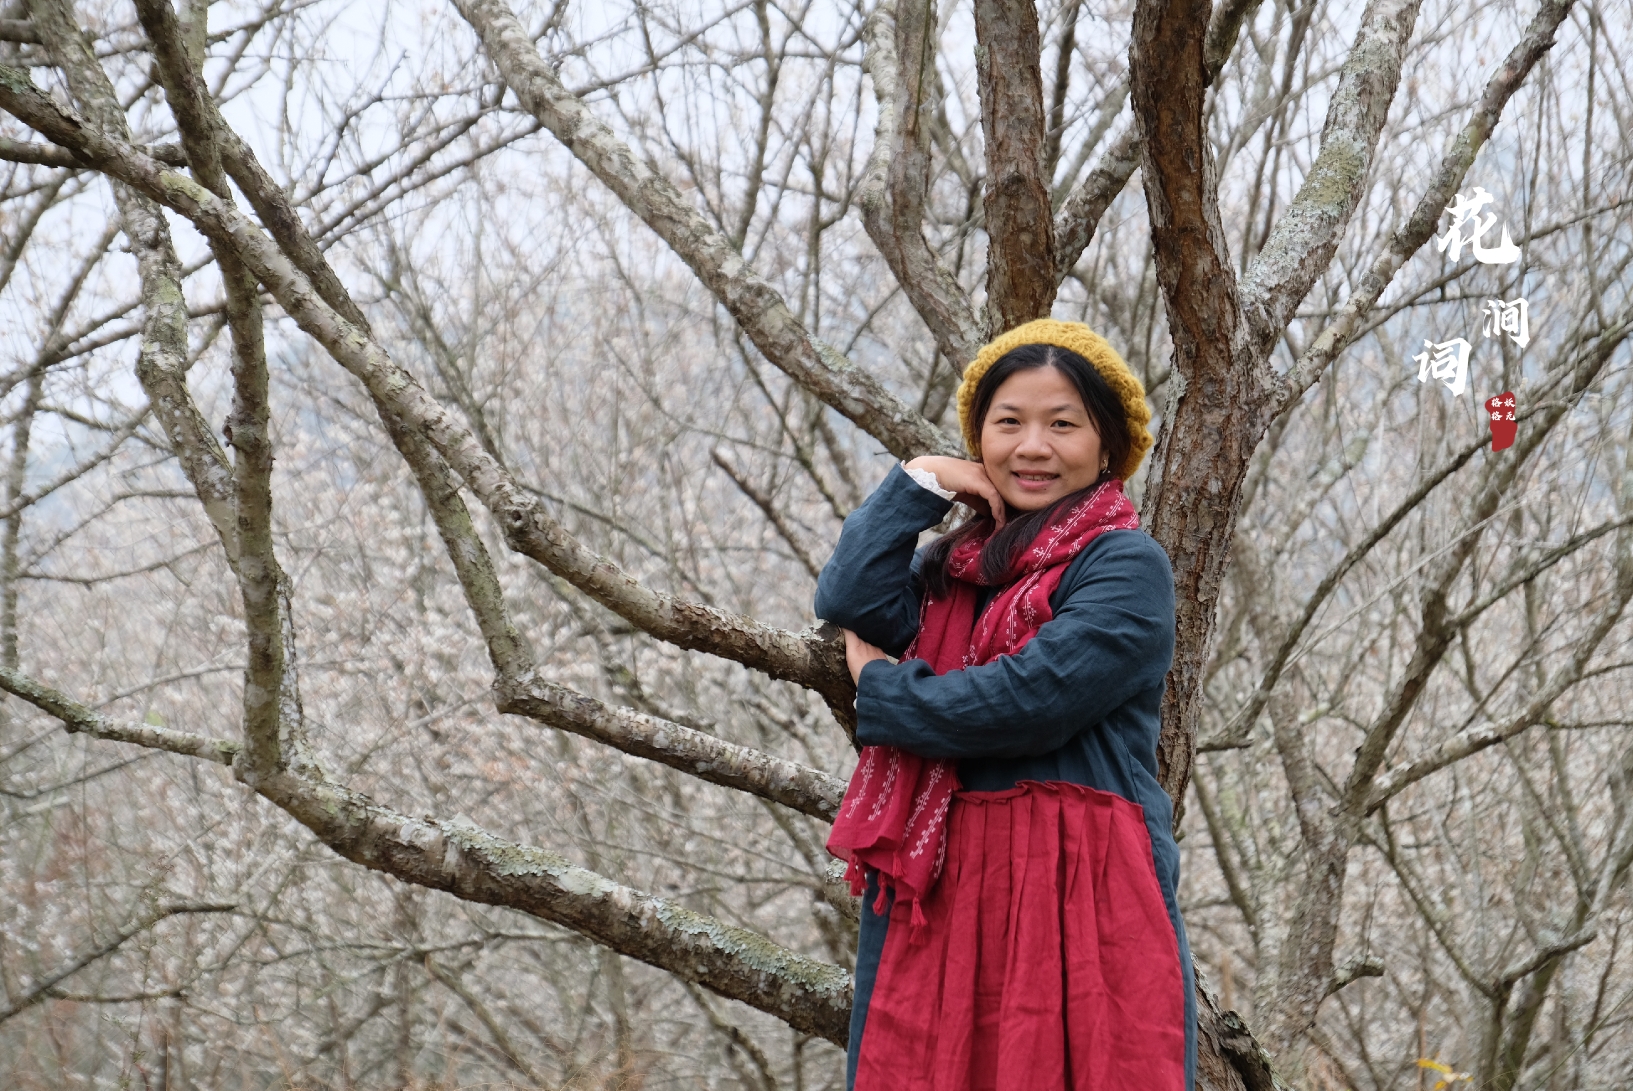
xmin=843 ymin=628 xmax=891 ymax=686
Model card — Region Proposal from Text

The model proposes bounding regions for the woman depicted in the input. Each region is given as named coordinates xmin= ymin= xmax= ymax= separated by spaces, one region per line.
xmin=815 ymin=319 xmax=1195 ymax=1091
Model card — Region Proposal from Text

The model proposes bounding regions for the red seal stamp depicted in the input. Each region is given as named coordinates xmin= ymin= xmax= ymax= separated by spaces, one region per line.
xmin=1485 ymin=392 xmax=1516 ymax=451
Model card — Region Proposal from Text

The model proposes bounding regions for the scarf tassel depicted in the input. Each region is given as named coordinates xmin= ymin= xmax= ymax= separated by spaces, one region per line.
xmin=845 ymin=857 xmax=867 ymax=898
xmin=855 ymin=868 xmax=932 ymax=933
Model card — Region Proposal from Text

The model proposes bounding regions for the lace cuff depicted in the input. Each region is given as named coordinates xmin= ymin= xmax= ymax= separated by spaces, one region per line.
xmin=903 ymin=463 xmax=956 ymax=501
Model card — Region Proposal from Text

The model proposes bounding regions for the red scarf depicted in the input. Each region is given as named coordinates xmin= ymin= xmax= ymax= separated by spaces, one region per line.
xmin=826 ymin=478 xmax=1140 ymax=924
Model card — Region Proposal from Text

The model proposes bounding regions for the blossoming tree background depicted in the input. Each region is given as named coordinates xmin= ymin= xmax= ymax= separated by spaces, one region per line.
xmin=0 ymin=0 xmax=1629 ymax=1087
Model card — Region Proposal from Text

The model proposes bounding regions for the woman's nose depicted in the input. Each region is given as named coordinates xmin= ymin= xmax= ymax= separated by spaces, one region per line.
xmin=1015 ymin=426 xmax=1052 ymax=457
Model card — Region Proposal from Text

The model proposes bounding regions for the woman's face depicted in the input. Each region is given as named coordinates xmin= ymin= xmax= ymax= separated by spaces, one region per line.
xmin=979 ymin=365 xmax=1104 ymax=515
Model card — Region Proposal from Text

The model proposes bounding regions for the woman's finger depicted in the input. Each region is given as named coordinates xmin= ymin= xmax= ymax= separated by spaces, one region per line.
xmin=983 ymin=484 xmax=1006 ymax=527
xmin=842 ymin=629 xmax=866 ymax=685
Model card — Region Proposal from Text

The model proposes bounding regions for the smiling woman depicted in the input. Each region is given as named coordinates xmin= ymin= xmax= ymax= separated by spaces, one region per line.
xmin=981 ymin=359 xmax=1108 ymax=503
xmin=815 ymin=320 xmax=1192 ymax=1091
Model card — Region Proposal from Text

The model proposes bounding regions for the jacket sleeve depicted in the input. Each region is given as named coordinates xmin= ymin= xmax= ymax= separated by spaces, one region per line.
xmin=852 ymin=530 xmax=1175 ymax=759
xmin=814 ymin=463 xmax=954 ymax=658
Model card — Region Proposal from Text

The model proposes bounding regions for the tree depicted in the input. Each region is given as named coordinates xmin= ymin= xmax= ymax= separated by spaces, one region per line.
xmin=1 ymin=0 xmax=1629 ymax=1087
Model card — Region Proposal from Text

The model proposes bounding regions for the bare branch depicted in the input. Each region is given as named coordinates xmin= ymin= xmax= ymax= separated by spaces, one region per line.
xmin=1203 ymin=0 xmax=1266 ymax=86
xmin=0 ymin=664 xmax=241 ymax=764
xmin=425 ymin=957 xmax=549 ymax=1087
xmin=23 ymin=1 xmax=239 ymax=566
xmin=974 ymin=0 xmax=1058 ymax=330
xmin=1051 ymin=0 xmax=1265 ymax=282
xmin=1129 ymin=0 xmax=1262 ymax=822
xmin=687 ymin=981 xmax=780 ymax=1091
xmin=1497 ymin=928 xmax=1599 ymax=987
xmin=0 ymin=17 xmax=36 ymax=43
xmin=494 ymin=674 xmax=845 ymax=821
xmin=857 ymin=0 xmax=981 ymax=368
xmin=0 ymin=902 xmax=236 ymax=1024
xmin=1209 ymin=434 xmax=1489 ymax=749
xmin=1238 ymin=0 xmax=1425 ymax=357
xmin=0 ymin=663 xmax=855 ymax=1044
xmin=0 ymin=65 xmax=854 ymax=713
xmin=1340 ymin=315 xmax=1632 ymax=815
xmin=1365 ymin=559 xmax=1633 ymax=812
xmin=136 ymin=0 xmax=298 ymax=773
xmin=1052 ymin=120 xmax=1139 ymax=283
xmin=1042 ymin=0 xmax=1081 ymax=183
xmin=0 ymin=134 xmax=185 ymax=167
xmin=1272 ymin=0 xmax=1577 ymax=412
xmin=452 ymin=0 xmax=955 ymax=461
xmin=711 ymin=450 xmax=823 ymax=581
xmin=256 ymin=773 xmax=854 ymax=1045
xmin=1327 ymin=955 xmax=1386 ymax=997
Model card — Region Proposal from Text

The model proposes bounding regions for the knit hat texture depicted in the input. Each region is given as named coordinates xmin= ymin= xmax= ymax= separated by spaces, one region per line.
xmin=955 ymin=318 xmax=1154 ymax=481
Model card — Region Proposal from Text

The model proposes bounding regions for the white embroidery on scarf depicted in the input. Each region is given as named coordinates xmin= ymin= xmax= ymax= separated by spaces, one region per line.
xmin=842 ymin=749 xmax=878 ymax=819
xmin=866 ymin=749 xmax=901 ymax=822
xmin=903 ymin=763 xmax=950 ymax=860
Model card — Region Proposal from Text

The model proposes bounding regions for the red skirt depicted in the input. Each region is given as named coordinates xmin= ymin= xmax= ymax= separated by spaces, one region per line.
xmin=853 ymin=781 xmax=1187 ymax=1091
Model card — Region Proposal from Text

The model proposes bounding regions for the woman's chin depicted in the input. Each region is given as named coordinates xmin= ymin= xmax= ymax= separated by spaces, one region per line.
xmin=999 ymin=477 xmax=1095 ymax=512
xmin=999 ymin=489 xmax=1059 ymax=513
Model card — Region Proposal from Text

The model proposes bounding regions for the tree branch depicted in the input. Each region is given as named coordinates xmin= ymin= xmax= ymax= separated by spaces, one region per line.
xmin=452 ymin=0 xmax=955 ymax=461
xmin=135 ymin=0 xmax=299 ymax=775
xmin=1209 ymin=433 xmax=1488 ymax=749
xmin=1496 ymin=928 xmax=1598 ymax=988
xmin=0 ymin=664 xmax=240 ymax=764
xmin=857 ymin=0 xmax=982 ymax=368
xmin=0 ymin=17 xmax=37 ymax=43
xmin=1203 ymin=0 xmax=1266 ymax=86
xmin=257 ymin=772 xmax=855 ymax=1045
xmin=425 ymin=956 xmax=549 ymax=1087
xmin=1129 ymin=0 xmax=1261 ymax=823
xmin=1238 ymin=0 xmax=1425 ymax=357
xmin=1365 ymin=551 xmax=1633 ymax=812
xmin=974 ymin=0 xmax=1057 ymax=331
xmin=1052 ymin=120 xmax=1139 ymax=284
xmin=494 ymin=674 xmax=845 ymax=821
xmin=0 ymin=665 xmax=856 ymax=1044
xmin=23 ymin=1 xmax=240 ymax=570
xmin=179 ymin=51 xmax=537 ymax=687
xmin=1051 ymin=0 xmax=1264 ymax=282
xmin=0 ymin=63 xmax=855 ymax=714
xmin=1341 ymin=313 xmax=1631 ymax=815
xmin=1271 ymin=0 xmax=1576 ymax=413
xmin=711 ymin=450 xmax=823 ymax=581
xmin=1326 ymin=954 xmax=1386 ymax=997
xmin=0 ymin=902 xmax=236 ymax=1024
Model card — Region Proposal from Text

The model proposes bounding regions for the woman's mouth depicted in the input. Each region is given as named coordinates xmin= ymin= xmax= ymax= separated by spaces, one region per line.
xmin=1012 ymin=472 xmax=1059 ymax=491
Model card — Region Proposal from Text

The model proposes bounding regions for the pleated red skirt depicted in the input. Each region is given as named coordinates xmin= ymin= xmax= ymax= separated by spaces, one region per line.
xmin=853 ymin=780 xmax=1187 ymax=1091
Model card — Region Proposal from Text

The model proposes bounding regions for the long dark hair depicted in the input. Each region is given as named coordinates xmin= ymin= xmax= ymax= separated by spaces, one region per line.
xmin=921 ymin=343 xmax=1132 ymax=598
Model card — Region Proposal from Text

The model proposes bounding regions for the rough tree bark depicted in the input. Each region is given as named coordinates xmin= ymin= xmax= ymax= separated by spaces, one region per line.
xmin=973 ymin=0 xmax=1057 ymax=330
xmin=1125 ymin=0 xmax=1580 ymax=1080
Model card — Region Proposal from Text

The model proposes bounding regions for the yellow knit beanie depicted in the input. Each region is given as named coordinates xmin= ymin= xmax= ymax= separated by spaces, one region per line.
xmin=955 ymin=318 xmax=1154 ymax=481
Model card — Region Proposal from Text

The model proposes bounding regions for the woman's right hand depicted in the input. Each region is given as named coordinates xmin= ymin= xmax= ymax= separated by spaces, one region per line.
xmin=905 ymin=456 xmax=1006 ymax=528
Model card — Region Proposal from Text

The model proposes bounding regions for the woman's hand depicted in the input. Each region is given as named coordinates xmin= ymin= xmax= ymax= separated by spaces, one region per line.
xmin=905 ymin=455 xmax=1006 ymax=528
xmin=843 ymin=628 xmax=892 ymax=686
